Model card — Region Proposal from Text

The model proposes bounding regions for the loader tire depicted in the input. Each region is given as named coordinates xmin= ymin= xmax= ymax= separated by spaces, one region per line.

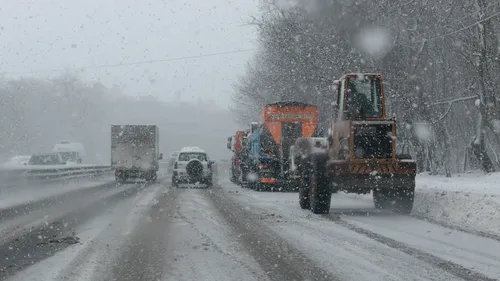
xmin=373 ymin=176 xmax=415 ymax=214
xmin=172 ymin=176 xmax=179 ymax=188
xmin=309 ymin=154 xmax=331 ymax=214
xmin=299 ymin=158 xmax=312 ymax=210
xmin=299 ymin=187 xmax=310 ymax=209
xmin=298 ymin=159 xmax=311 ymax=209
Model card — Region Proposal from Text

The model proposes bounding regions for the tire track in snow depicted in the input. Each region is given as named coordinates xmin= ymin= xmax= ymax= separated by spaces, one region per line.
xmin=110 ymin=185 xmax=181 ymax=281
xmin=412 ymin=214 xmax=500 ymax=242
xmin=0 ymin=182 xmax=115 ymax=222
xmin=322 ymin=215 xmax=497 ymax=281
xmin=0 ymin=183 xmax=146 ymax=280
xmin=206 ymin=186 xmax=340 ymax=281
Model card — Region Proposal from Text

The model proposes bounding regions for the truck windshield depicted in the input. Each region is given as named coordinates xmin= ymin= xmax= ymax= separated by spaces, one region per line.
xmin=179 ymin=152 xmax=207 ymax=162
xmin=346 ymin=76 xmax=383 ymax=118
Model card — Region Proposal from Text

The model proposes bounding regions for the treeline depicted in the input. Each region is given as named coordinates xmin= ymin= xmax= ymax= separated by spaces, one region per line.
xmin=0 ymin=74 xmax=237 ymax=163
xmin=232 ymin=0 xmax=500 ymax=175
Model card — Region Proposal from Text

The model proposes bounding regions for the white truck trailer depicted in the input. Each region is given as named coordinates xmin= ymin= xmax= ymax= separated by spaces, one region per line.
xmin=111 ymin=125 xmax=163 ymax=182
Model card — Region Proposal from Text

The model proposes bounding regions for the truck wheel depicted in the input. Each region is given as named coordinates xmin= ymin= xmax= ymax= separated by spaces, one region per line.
xmin=116 ymin=176 xmax=124 ymax=184
xmin=230 ymin=166 xmax=238 ymax=183
xmin=298 ymin=158 xmax=311 ymax=209
xmin=172 ymin=176 xmax=179 ymax=188
xmin=309 ymin=154 xmax=331 ymax=214
xmin=299 ymin=186 xmax=310 ymax=209
xmin=373 ymin=177 xmax=415 ymax=214
xmin=206 ymin=177 xmax=213 ymax=188
xmin=291 ymin=179 xmax=301 ymax=192
xmin=373 ymin=189 xmax=389 ymax=209
xmin=394 ymin=186 xmax=415 ymax=214
xmin=149 ymin=172 xmax=157 ymax=183
xmin=247 ymin=181 xmax=256 ymax=190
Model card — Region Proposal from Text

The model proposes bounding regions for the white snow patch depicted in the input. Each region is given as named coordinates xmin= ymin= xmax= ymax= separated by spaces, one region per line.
xmin=220 ymin=180 xmax=460 ymax=280
xmin=413 ymin=171 xmax=500 ymax=237
xmin=223 ymin=169 xmax=500 ymax=241
xmin=121 ymin=184 xmax=163 ymax=236
xmin=345 ymin=215 xmax=500 ymax=280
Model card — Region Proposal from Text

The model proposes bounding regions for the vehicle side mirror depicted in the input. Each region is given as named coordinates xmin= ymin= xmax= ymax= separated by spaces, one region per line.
xmin=159 ymin=153 xmax=163 ymax=160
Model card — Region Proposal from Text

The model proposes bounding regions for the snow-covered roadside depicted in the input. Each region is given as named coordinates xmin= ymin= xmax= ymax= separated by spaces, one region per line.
xmin=413 ymin=171 xmax=500 ymax=237
xmin=220 ymin=170 xmax=500 ymax=238
xmin=0 ymin=175 xmax=115 ymax=209
xmin=5 ymin=184 xmax=164 ymax=281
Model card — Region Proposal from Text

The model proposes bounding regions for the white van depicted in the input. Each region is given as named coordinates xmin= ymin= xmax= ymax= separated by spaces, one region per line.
xmin=51 ymin=141 xmax=86 ymax=164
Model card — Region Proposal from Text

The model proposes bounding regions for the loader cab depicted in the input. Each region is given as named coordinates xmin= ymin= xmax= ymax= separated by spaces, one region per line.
xmin=329 ymin=73 xmax=389 ymax=159
xmin=331 ymin=80 xmax=341 ymax=121
xmin=337 ymin=73 xmax=386 ymax=121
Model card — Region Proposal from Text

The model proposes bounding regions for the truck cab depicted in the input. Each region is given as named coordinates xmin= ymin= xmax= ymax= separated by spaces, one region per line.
xmin=227 ymin=130 xmax=250 ymax=184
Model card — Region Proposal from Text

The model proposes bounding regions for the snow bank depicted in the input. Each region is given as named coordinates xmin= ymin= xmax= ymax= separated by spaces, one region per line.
xmin=413 ymin=171 xmax=500 ymax=237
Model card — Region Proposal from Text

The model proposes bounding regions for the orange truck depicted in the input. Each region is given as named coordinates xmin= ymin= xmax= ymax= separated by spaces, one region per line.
xmin=246 ymin=101 xmax=320 ymax=191
xmin=226 ymin=130 xmax=249 ymax=183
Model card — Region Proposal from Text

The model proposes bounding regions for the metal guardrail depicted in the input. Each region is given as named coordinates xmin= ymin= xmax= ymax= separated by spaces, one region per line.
xmin=0 ymin=159 xmax=227 ymax=186
xmin=0 ymin=164 xmax=113 ymax=186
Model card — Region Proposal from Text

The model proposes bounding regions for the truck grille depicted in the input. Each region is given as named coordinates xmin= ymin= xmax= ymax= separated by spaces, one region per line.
xmin=353 ymin=123 xmax=393 ymax=159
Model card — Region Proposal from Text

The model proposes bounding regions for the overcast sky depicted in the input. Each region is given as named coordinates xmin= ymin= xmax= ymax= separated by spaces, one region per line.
xmin=0 ymin=0 xmax=260 ymax=109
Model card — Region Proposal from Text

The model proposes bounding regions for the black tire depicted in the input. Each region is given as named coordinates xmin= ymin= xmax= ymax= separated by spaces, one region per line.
xmin=240 ymin=166 xmax=249 ymax=186
xmin=247 ymin=181 xmax=256 ymax=190
xmin=172 ymin=176 xmax=179 ymax=188
xmin=373 ymin=189 xmax=389 ymax=209
xmin=395 ymin=187 xmax=415 ymax=214
xmin=186 ymin=160 xmax=203 ymax=181
xmin=373 ymin=177 xmax=415 ymax=214
xmin=205 ymin=177 xmax=213 ymax=188
xmin=290 ymin=179 xmax=301 ymax=192
xmin=309 ymin=154 xmax=331 ymax=214
xmin=144 ymin=171 xmax=156 ymax=183
xmin=149 ymin=172 xmax=157 ymax=183
xmin=230 ymin=165 xmax=238 ymax=183
xmin=299 ymin=187 xmax=310 ymax=209
xmin=260 ymin=184 xmax=272 ymax=192
xmin=116 ymin=174 xmax=127 ymax=184
xmin=298 ymin=158 xmax=311 ymax=209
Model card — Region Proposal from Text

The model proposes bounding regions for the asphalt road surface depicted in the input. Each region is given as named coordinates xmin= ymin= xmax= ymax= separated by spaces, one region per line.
xmin=1 ymin=174 xmax=499 ymax=281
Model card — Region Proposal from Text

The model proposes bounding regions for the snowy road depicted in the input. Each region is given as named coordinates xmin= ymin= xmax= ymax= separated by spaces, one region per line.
xmin=1 ymin=175 xmax=500 ymax=281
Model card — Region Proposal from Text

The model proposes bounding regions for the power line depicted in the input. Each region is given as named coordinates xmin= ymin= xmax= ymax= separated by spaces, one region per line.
xmin=3 ymin=9 xmax=498 ymax=75
xmin=1 ymin=48 xmax=256 ymax=75
xmin=425 ymin=9 xmax=500 ymax=41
